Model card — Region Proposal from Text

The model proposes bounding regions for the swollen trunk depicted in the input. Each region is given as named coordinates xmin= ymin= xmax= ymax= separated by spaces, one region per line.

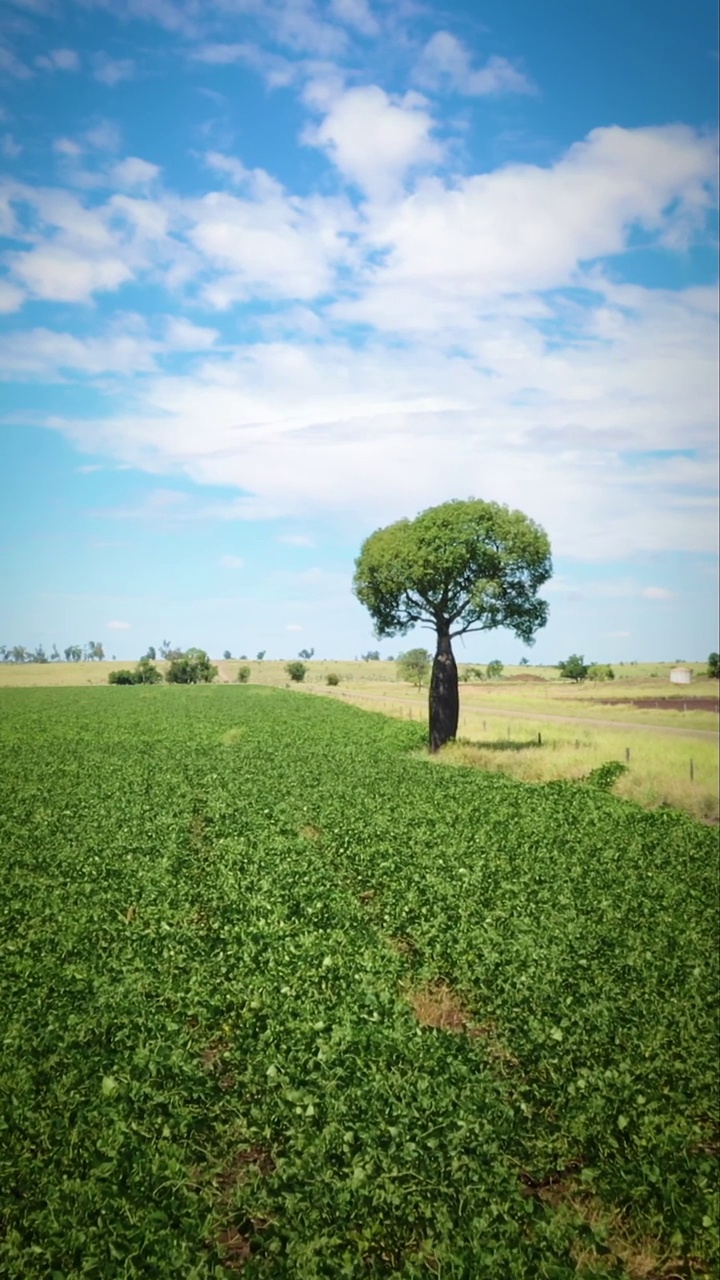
xmin=429 ymin=631 xmax=459 ymax=753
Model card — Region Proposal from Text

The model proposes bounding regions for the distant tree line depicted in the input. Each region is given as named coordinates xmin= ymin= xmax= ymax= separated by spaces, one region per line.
xmin=0 ymin=641 xmax=106 ymax=663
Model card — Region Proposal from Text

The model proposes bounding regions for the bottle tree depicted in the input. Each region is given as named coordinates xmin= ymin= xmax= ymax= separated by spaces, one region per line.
xmin=353 ymin=498 xmax=552 ymax=752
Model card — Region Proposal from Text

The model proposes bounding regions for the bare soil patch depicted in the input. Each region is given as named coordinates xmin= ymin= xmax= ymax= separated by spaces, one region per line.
xmin=599 ymin=697 xmax=719 ymax=712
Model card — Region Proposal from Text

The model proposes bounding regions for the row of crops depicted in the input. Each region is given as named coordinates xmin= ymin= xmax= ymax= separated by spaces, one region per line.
xmin=0 ymin=686 xmax=717 ymax=1277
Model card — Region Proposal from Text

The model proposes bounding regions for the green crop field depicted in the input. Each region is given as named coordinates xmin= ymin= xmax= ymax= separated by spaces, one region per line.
xmin=1 ymin=686 xmax=718 ymax=1278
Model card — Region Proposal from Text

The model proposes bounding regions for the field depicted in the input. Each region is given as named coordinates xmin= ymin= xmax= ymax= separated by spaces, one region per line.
xmin=1 ymin=658 xmax=717 ymax=822
xmin=0 ymin=685 xmax=718 ymax=1278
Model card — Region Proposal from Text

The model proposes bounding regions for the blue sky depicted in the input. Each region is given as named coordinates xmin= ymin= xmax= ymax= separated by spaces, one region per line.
xmin=0 ymin=0 xmax=717 ymax=663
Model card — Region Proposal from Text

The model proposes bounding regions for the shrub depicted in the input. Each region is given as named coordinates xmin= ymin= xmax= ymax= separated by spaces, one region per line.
xmin=587 ymin=664 xmax=615 ymax=682
xmin=326 ymin=672 xmax=340 ymax=686
xmin=108 ymin=669 xmax=136 ymax=685
xmin=486 ymin=659 xmax=504 ymax=679
xmin=236 ymin=665 xmax=251 ymax=684
xmin=286 ymin=661 xmax=307 ymax=683
xmin=585 ymin=760 xmax=628 ymax=791
xmin=165 ymin=649 xmax=218 ymax=685
xmin=708 ymin=652 xmax=720 ymax=679
xmin=134 ymin=658 xmax=162 ymax=685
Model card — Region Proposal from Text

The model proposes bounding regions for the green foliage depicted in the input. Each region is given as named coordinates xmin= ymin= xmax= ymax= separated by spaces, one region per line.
xmin=464 ymin=665 xmax=486 ymax=681
xmin=298 ymin=648 xmax=314 ymax=660
xmin=486 ymin=659 xmax=504 ymax=679
xmin=285 ymin=660 xmax=307 ymax=682
xmin=558 ymin=653 xmax=589 ymax=682
xmin=396 ymin=647 xmax=431 ymax=688
xmin=108 ymin=659 xmax=162 ymax=686
xmin=134 ymin=657 xmax=162 ymax=684
xmin=353 ymin=498 xmax=552 ymax=644
xmin=585 ymin=760 xmax=628 ymax=790
xmin=326 ymin=672 xmax=341 ymax=686
xmin=107 ymin=668 xmax=136 ymax=685
xmin=256 ymin=650 xmax=266 ymax=661
xmin=587 ymin=664 xmax=615 ymax=682
xmin=165 ymin=649 xmax=218 ymax=685
xmin=223 ymin=650 xmax=232 ymax=660
xmin=708 ymin=652 xmax=720 ymax=678
xmin=236 ymin=665 xmax=251 ymax=684
xmin=0 ymin=687 xmax=716 ymax=1277
xmin=361 ymin=650 xmax=380 ymax=661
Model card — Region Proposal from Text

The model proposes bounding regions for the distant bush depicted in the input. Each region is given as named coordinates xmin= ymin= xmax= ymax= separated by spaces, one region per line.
xmin=708 ymin=652 xmax=720 ymax=679
xmin=587 ymin=664 xmax=615 ymax=682
xmin=134 ymin=658 xmax=162 ymax=685
xmin=108 ymin=658 xmax=161 ymax=686
xmin=486 ymin=659 xmax=504 ymax=679
xmin=236 ymin=665 xmax=251 ymax=684
xmin=165 ymin=649 xmax=218 ymax=685
xmin=463 ymin=666 xmax=485 ymax=682
xmin=286 ymin=661 xmax=307 ymax=683
xmin=326 ymin=672 xmax=340 ymax=686
xmin=396 ymin=648 xmax=431 ymax=688
xmin=558 ymin=654 xmax=589 ymax=683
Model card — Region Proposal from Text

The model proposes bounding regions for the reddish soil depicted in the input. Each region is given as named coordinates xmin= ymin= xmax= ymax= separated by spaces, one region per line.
xmin=599 ymin=697 xmax=719 ymax=713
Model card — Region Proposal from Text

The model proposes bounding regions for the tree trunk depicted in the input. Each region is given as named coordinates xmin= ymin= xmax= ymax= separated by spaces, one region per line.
xmin=429 ymin=629 xmax=459 ymax=752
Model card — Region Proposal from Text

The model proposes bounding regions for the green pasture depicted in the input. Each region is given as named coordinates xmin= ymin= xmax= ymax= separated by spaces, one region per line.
xmin=0 ymin=686 xmax=717 ymax=1278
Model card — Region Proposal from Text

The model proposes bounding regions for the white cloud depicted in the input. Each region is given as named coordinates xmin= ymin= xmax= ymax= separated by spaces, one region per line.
xmin=336 ymin=125 xmax=717 ymax=329
xmin=0 ymin=322 xmax=160 ymax=376
xmin=303 ymin=84 xmax=442 ymax=198
xmin=329 ymin=0 xmax=379 ymax=36
xmin=641 ymin=586 xmax=676 ymax=600
xmin=219 ymin=555 xmax=245 ymax=568
xmin=35 ymin=48 xmax=81 ymax=72
xmin=0 ymin=46 xmax=33 ymax=80
xmin=164 ymin=316 xmax=219 ymax=349
xmin=106 ymin=619 xmax=131 ymax=630
xmin=278 ymin=533 xmax=315 ymax=546
xmin=110 ymin=157 xmax=160 ymax=188
xmin=93 ymin=55 xmax=136 ymax=86
xmin=415 ymin=32 xmax=534 ymax=96
xmin=1 ymin=133 xmax=22 ymax=157
xmin=84 ymin=122 xmax=122 ymax=151
xmin=187 ymin=183 xmax=354 ymax=305
xmin=53 ymin=137 xmax=83 ymax=157
xmin=8 ymin=246 xmax=134 ymax=303
xmin=0 ymin=280 xmax=25 ymax=312
xmin=286 ymin=623 xmax=303 ymax=631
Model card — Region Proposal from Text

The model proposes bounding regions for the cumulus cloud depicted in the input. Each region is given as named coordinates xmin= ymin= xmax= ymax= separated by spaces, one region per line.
xmin=286 ymin=623 xmax=303 ymax=631
xmin=329 ymin=0 xmax=379 ymax=36
xmin=93 ymin=55 xmax=136 ymax=86
xmin=1 ymin=121 xmax=716 ymax=564
xmin=641 ymin=586 xmax=676 ymax=599
xmin=35 ymin=48 xmax=81 ymax=72
xmin=110 ymin=157 xmax=160 ymax=188
xmin=415 ymin=32 xmax=535 ymax=96
xmin=106 ymin=619 xmax=131 ymax=630
xmin=302 ymin=84 xmax=442 ymax=198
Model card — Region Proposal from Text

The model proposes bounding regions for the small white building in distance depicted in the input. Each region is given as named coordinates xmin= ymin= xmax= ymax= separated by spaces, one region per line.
xmin=670 ymin=666 xmax=692 ymax=685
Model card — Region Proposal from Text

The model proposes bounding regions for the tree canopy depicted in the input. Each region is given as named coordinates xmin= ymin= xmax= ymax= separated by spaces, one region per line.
xmin=353 ymin=499 xmax=551 ymax=644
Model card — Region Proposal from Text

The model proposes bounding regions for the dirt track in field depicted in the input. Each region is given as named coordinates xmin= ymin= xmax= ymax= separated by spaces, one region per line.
xmin=330 ymin=690 xmax=719 ymax=742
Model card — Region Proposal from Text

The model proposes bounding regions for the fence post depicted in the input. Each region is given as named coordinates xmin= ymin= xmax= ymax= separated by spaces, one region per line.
xmin=625 ymin=747 xmax=631 ymax=763
xmin=690 ymin=758 xmax=694 ymax=783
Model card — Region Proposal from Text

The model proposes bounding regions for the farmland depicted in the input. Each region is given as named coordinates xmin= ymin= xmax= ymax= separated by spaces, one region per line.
xmin=0 ymin=685 xmax=717 ymax=1278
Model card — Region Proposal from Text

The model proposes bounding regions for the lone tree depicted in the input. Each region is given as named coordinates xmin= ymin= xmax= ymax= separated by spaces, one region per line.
xmin=354 ymin=499 xmax=551 ymax=752
xmin=558 ymin=654 xmax=589 ymax=683
xmin=396 ymin=648 xmax=431 ymax=689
